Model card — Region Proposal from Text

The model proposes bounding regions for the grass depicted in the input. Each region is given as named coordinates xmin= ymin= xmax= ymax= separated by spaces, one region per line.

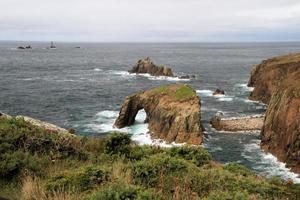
xmin=0 ymin=118 xmax=300 ymax=200
xmin=151 ymin=84 xmax=196 ymax=100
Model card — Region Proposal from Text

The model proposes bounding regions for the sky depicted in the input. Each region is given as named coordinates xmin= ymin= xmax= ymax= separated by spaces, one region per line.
xmin=0 ymin=0 xmax=300 ymax=42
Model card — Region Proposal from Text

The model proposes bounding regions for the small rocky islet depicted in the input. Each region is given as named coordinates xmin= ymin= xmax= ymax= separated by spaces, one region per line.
xmin=1 ymin=53 xmax=300 ymax=199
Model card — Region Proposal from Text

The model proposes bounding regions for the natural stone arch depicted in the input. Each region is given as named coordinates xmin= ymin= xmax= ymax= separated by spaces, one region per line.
xmin=114 ymin=84 xmax=204 ymax=145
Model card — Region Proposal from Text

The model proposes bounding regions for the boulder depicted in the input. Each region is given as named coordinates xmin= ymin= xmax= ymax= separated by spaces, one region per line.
xmin=129 ymin=57 xmax=174 ymax=77
xmin=213 ymin=88 xmax=225 ymax=96
xmin=114 ymin=84 xmax=204 ymax=145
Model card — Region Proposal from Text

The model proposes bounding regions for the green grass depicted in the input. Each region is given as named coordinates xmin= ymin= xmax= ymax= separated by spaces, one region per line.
xmin=0 ymin=118 xmax=300 ymax=200
xmin=151 ymin=84 xmax=196 ymax=100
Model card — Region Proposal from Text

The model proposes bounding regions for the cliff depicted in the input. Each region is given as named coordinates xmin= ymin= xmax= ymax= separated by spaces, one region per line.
xmin=261 ymin=72 xmax=300 ymax=171
xmin=248 ymin=53 xmax=300 ymax=172
xmin=129 ymin=57 xmax=174 ymax=77
xmin=114 ymin=84 xmax=204 ymax=145
xmin=248 ymin=53 xmax=300 ymax=104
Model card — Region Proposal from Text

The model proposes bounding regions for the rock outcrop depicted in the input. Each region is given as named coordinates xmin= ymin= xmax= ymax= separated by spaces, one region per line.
xmin=248 ymin=53 xmax=300 ymax=173
xmin=210 ymin=115 xmax=264 ymax=132
xmin=114 ymin=84 xmax=204 ymax=145
xmin=248 ymin=53 xmax=300 ymax=104
xmin=0 ymin=112 xmax=73 ymax=136
xmin=261 ymin=72 xmax=300 ymax=172
xmin=129 ymin=57 xmax=174 ymax=77
xmin=213 ymin=88 xmax=225 ymax=96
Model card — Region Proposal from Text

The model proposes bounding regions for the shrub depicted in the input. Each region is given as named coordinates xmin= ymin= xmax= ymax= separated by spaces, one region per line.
xmin=104 ymin=132 xmax=131 ymax=156
xmin=127 ymin=145 xmax=164 ymax=161
xmin=85 ymin=184 xmax=162 ymax=200
xmin=132 ymin=154 xmax=193 ymax=187
xmin=224 ymin=163 xmax=254 ymax=177
xmin=46 ymin=166 xmax=109 ymax=192
xmin=166 ymin=145 xmax=212 ymax=167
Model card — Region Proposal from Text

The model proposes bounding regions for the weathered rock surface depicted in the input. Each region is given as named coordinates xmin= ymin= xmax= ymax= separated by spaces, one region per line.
xmin=248 ymin=53 xmax=300 ymax=173
xmin=0 ymin=112 xmax=73 ymax=136
xmin=261 ymin=72 xmax=300 ymax=172
xmin=129 ymin=57 xmax=174 ymax=77
xmin=248 ymin=53 xmax=300 ymax=104
xmin=210 ymin=115 xmax=264 ymax=132
xmin=114 ymin=84 xmax=204 ymax=145
xmin=213 ymin=88 xmax=225 ymax=96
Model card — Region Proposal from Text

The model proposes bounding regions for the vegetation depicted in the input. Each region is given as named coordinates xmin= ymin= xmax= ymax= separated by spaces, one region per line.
xmin=0 ymin=118 xmax=300 ymax=200
xmin=152 ymin=84 xmax=196 ymax=100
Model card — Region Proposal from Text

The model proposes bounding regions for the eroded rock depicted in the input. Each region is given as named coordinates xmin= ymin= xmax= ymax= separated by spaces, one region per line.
xmin=261 ymin=72 xmax=300 ymax=172
xmin=129 ymin=57 xmax=174 ymax=77
xmin=248 ymin=53 xmax=300 ymax=173
xmin=213 ymin=88 xmax=225 ymax=96
xmin=248 ymin=53 xmax=300 ymax=104
xmin=114 ymin=84 xmax=204 ymax=145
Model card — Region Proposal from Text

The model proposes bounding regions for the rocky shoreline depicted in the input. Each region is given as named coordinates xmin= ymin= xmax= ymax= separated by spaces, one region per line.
xmin=248 ymin=53 xmax=300 ymax=173
xmin=210 ymin=115 xmax=264 ymax=132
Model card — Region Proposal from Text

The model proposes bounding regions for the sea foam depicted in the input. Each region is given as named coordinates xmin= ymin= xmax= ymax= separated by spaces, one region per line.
xmin=242 ymin=139 xmax=300 ymax=183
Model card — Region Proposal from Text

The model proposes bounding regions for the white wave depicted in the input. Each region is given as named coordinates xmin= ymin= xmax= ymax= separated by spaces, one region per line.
xmin=242 ymin=139 xmax=300 ymax=183
xmin=216 ymin=97 xmax=234 ymax=102
xmin=93 ymin=68 xmax=103 ymax=71
xmin=132 ymin=73 xmax=190 ymax=82
xmin=107 ymin=70 xmax=131 ymax=76
xmin=148 ymin=75 xmax=189 ymax=82
xmin=237 ymin=83 xmax=254 ymax=92
xmin=196 ymin=89 xmax=213 ymax=97
xmin=87 ymin=109 xmax=184 ymax=147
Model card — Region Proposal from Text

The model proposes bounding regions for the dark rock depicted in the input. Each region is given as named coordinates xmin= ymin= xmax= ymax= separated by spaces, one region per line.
xmin=25 ymin=45 xmax=32 ymax=49
xmin=129 ymin=57 xmax=174 ymax=77
xmin=213 ymin=88 xmax=225 ymax=95
xmin=114 ymin=84 xmax=204 ymax=145
xmin=17 ymin=46 xmax=25 ymax=49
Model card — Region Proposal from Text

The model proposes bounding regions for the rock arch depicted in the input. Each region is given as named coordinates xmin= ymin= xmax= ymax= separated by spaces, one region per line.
xmin=114 ymin=84 xmax=204 ymax=145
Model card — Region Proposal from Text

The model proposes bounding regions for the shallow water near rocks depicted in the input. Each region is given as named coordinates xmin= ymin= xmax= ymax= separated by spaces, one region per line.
xmin=1 ymin=42 xmax=300 ymax=182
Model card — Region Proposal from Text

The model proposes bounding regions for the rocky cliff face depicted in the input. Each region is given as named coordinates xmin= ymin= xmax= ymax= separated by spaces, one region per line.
xmin=261 ymin=72 xmax=300 ymax=171
xmin=248 ymin=53 xmax=300 ymax=172
xmin=248 ymin=53 xmax=300 ymax=104
xmin=114 ymin=84 xmax=203 ymax=145
xmin=129 ymin=57 xmax=174 ymax=77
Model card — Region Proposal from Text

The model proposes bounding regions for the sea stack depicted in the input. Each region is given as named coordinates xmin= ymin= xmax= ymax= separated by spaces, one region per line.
xmin=248 ymin=53 xmax=300 ymax=172
xmin=114 ymin=84 xmax=204 ymax=145
xmin=129 ymin=57 xmax=174 ymax=77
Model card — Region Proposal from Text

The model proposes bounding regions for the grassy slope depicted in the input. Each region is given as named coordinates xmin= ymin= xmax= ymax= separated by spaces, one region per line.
xmin=0 ymin=118 xmax=299 ymax=200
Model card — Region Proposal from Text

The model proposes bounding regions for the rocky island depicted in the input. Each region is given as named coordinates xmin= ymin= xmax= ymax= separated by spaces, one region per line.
xmin=248 ymin=53 xmax=300 ymax=172
xmin=114 ymin=84 xmax=204 ymax=144
xmin=129 ymin=57 xmax=174 ymax=77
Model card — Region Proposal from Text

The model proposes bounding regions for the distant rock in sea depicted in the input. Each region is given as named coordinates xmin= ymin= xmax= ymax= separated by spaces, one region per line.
xmin=213 ymin=88 xmax=225 ymax=96
xmin=129 ymin=57 xmax=174 ymax=77
xmin=114 ymin=84 xmax=204 ymax=145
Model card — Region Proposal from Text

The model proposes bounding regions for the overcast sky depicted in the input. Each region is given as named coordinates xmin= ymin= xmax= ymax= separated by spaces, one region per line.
xmin=1 ymin=0 xmax=300 ymax=42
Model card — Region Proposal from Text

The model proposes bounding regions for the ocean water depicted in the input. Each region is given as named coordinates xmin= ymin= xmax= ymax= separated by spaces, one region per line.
xmin=1 ymin=41 xmax=300 ymax=182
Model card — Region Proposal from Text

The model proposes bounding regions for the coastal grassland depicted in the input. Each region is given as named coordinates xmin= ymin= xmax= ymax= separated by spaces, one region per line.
xmin=0 ymin=118 xmax=300 ymax=200
xmin=151 ymin=84 xmax=196 ymax=100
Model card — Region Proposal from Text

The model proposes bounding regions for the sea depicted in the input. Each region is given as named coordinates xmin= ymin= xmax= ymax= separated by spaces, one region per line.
xmin=1 ymin=41 xmax=300 ymax=182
